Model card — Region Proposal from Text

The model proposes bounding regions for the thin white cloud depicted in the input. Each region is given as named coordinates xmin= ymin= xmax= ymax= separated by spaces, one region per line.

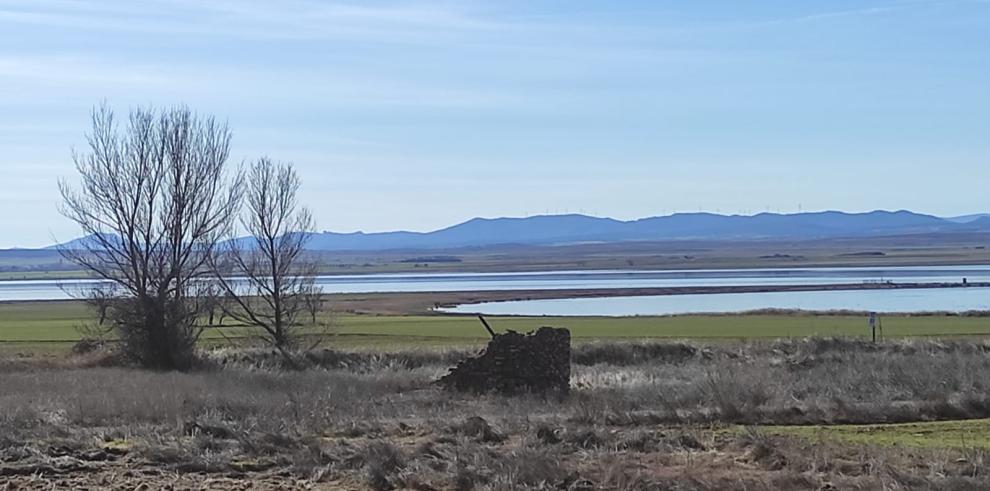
xmin=0 ymin=0 xmax=515 ymax=43
xmin=758 ymin=6 xmax=896 ymax=26
xmin=0 ymin=52 xmax=529 ymax=116
xmin=753 ymin=0 xmax=986 ymax=27
xmin=0 ymin=55 xmax=173 ymax=88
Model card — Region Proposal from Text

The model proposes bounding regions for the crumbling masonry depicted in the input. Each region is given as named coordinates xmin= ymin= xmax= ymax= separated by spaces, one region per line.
xmin=437 ymin=326 xmax=571 ymax=395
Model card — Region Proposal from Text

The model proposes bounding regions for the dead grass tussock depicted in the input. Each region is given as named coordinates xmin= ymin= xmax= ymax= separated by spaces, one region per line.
xmin=2 ymin=337 xmax=990 ymax=488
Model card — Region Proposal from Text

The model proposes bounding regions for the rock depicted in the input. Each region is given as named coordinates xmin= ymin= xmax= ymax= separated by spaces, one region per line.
xmin=437 ymin=326 xmax=571 ymax=395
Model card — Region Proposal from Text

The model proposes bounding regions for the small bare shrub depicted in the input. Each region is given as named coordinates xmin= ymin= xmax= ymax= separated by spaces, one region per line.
xmin=362 ymin=440 xmax=406 ymax=491
xmin=452 ymin=416 xmax=506 ymax=444
xmin=488 ymin=448 xmax=571 ymax=489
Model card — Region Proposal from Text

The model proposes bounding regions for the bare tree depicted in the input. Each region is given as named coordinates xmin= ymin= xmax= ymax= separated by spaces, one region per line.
xmin=213 ymin=159 xmax=318 ymax=356
xmin=70 ymin=282 xmax=119 ymax=353
xmin=86 ymin=282 xmax=121 ymax=326
xmin=301 ymin=285 xmax=324 ymax=325
xmin=194 ymin=281 xmax=230 ymax=327
xmin=58 ymin=104 xmax=241 ymax=370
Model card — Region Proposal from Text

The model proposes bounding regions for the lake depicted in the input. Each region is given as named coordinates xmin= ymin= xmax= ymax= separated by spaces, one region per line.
xmin=441 ymin=286 xmax=990 ymax=316
xmin=2 ymin=265 xmax=989 ymax=309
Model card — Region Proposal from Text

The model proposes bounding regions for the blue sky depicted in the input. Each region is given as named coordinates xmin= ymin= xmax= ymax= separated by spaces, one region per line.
xmin=0 ymin=0 xmax=988 ymax=247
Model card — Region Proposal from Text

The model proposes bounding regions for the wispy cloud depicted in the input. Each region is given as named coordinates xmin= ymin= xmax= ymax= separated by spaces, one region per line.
xmin=758 ymin=6 xmax=897 ymax=27
xmin=0 ymin=2 xmax=672 ymax=113
xmin=0 ymin=55 xmax=174 ymax=88
xmin=0 ymin=55 xmax=534 ymax=119
xmin=0 ymin=0 xmax=516 ymax=43
xmin=752 ymin=0 xmax=987 ymax=27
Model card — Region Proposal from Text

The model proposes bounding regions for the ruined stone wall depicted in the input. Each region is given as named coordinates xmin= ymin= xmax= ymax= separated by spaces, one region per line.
xmin=437 ymin=326 xmax=571 ymax=395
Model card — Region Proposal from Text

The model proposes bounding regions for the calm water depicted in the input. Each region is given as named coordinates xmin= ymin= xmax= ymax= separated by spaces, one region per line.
xmin=441 ymin=287 xmax=990 ymax=316
xmin=3 ymin=265 xmax=989 ymax=304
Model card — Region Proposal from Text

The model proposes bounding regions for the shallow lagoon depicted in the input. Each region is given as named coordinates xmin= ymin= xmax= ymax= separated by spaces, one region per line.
xmin=441 ymin=286 xmax=990 ymax=316
xmin=2 ymin=265 xmax=988 ymax=303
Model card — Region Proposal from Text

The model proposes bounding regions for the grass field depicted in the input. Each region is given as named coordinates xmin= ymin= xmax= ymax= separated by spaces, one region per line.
xmin=6 ymin=300 xmax=990 ymax=353
xmin=762 ymin=419 xmax=990 ymax=449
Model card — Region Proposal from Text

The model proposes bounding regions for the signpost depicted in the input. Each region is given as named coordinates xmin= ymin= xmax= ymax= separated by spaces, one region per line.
xmin=869 ymin=312 xmax=883 ymax=342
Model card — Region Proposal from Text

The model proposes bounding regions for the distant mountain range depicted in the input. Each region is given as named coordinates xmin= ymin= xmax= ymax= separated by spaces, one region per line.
xmin=946 ymin=213 xmax=990 ymax=224
xmin=46 ymin=210 xmax=990 ymax=252
xmin=43 ymin=232 xmax=120 ymax=251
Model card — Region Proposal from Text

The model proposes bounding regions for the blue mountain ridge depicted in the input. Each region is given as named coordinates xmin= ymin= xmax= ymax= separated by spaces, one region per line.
xmin=48 ymin=210 xmax=990 ymax=252
xmin=301 ymin=210 xmax=979 ymax=251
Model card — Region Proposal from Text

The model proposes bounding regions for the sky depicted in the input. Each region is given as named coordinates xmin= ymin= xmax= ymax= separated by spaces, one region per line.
xmin=0 ymin=0 xmax=988 ymax=248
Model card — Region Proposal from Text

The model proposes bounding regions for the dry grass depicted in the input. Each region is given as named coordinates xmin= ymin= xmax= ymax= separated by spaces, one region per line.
xmin=3 ymin=337 xmax=990 ymax=489
xmin=570 ymin=337 xmax=990 ymax=425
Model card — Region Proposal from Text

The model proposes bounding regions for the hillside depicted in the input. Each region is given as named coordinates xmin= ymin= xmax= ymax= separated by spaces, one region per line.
xmin=301 ymin=210 xmax=983 ymax=251
xmin=45 ymin=210 xmax=990 ymax=252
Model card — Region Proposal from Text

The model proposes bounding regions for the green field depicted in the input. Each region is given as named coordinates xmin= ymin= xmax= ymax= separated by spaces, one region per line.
xmin=5 ymin=300 xmax=990 ymax=353
xmin=762 ymin=419 xmax=990 ymax=449
xmin=0 ymin=270 xmax=91 ymax=281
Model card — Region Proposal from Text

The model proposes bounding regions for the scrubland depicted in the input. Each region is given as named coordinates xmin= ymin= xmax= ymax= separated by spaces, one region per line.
xmin=3 ymin=337 xmax=990 ymax=489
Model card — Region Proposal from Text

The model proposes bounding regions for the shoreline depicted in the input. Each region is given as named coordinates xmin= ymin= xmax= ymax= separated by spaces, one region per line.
xmin=4 ymin=258 xmax=990 ymax=282
xmin=2 ymin=281 xmax=987 ymax=315
xmin=293 ymin=281 xmax=990 ymax=315
xmin=426 ymin=281 xmax=990 ymax=310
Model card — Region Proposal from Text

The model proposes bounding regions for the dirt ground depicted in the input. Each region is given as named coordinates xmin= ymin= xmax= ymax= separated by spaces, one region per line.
xmin=3 ymin=421 xmax=989 ymax=490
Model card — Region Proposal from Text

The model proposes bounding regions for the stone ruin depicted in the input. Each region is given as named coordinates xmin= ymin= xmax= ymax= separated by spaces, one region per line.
xmin=437 ymin=326 xmax=571 ymax=395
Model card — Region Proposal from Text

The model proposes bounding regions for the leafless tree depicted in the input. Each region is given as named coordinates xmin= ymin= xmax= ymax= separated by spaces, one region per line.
xmin=58 ymin=104 xmax=242 ymax=370
xmin=69 ymin=282 xmax=119 ymax=352
xmin=213 ymin=159 xmax=318 ymax=357
xmin=86 ymin=282 xmax=120 ymax=326
xmin=301 ymin=285 xmax=324 ymax=325
xmin=193 ymin=281 xmax=230 ymax=327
